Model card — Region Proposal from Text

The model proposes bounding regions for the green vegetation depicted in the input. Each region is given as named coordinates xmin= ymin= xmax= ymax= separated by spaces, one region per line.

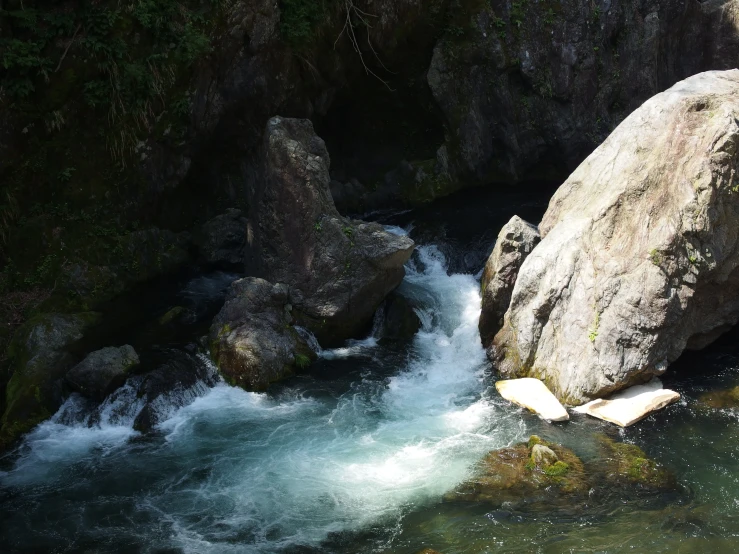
xmin=294 ymin=353 xmax=311 ymax=370
xmin=649 ymin=248 xmax=662 ymax=266
xmin=544 ymin=460 xmax=570 ymax=477
xmin=588 ymin=309 xmax=600 ymax=343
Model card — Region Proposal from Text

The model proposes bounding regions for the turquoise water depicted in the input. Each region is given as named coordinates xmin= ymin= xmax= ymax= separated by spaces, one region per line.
xmin=2 ymin=188 xmax=739 ymax=553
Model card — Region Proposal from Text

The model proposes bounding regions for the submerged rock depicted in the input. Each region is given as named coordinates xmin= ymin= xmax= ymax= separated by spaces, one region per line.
xmin=65 ymin=345 xmax=140 ymax=401
xmin=447 ymin=434 xmax=678 ymax=512
xmin=594 ymin=435 xmax=677 ymax=492
xmin=479 ymin=216 xmax=540 ymax=349
xmin=495 ymin=378 xmax=569 ymax=422
xmin=491 ymin=70 xmax=739 ymax=404
xmin=245 ymin=117 xmax=414 ymax=345
xmin=209 ymin=277 xmax=315 ymax=390
xmin=1 ymin=312 xmax=99 ymax=446
xmin=444 ymin=436 xmax=587 ymax=508
xmin=195 ymin=208 xmax=247 ymax=269
xmin=574 ymin=379 xmax=680 ymax=427
xmin=698 ymin=386 xmax=739 ymax=410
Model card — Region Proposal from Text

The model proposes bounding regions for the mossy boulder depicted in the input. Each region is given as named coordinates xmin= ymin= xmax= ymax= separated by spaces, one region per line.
xmin=594 ymin=434 xmax=677 ymax=492
xmin=445 ymin=434 xmax=679 ymax=512
xmin=444 ymin=435 xmax=588 ymax=507
xmin=209 ymin=277 xmax=316 ymax=391
xmin=0 ymin=312 xmax=100 ymax=447
xmin=697 ymin=386 xmax=739 ymax=410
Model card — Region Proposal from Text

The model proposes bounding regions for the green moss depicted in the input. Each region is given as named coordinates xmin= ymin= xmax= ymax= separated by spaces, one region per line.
xmin=294 ymin=353 xmax=312 ymax=370
xmin=544 ymin=461 xmax=570 ymax=477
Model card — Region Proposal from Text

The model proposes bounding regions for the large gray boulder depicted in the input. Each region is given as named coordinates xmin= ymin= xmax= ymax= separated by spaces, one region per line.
xmin=209 ymin=277 xmax=315 ymax=390
xmin=491 ymin=70 xmax=739 ymax=404
xmin=66 ymin=346 xmax=140 ymax=401
xmin=246 ymin=117 xmax=415 ymax=344
xmin=479 ymin=216 xmax=540 ymax=349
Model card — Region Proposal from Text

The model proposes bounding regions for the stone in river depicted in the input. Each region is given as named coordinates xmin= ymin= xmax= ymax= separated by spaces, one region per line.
xmin=574 ymin=378 xmax=680 ymax=427
xmin=495 ymin=378 xmax=569 ymax=422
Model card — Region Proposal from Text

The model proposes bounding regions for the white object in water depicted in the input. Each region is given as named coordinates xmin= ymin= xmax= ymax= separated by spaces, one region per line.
xmin=495 ymin=378 xmax=569 ymax=422
xmin=573 ymin=378 xmax=680 ymax=427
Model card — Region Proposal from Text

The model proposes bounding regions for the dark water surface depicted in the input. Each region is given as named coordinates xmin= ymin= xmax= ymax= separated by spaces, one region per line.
xmin=3 ymin=183 xmax=739 ymax=553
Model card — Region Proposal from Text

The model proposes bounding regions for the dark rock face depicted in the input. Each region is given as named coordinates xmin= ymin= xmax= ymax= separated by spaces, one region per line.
xmin=195 ymin=209 xmax=247 ymax=269
xmin=1 ymin=313 xmax=99 ymax=446
xmin=246 ymin=117 xmax=415 ymax=344
xmin=428 ymin=0 xmax=739 ymax=187
xmin=63 ymin=228 xmax=192 ymax=306
xmin=209 ymin=277 xmax=316 ymax=391
xmin=479 ymin=216 xmax=540 ymax=349
xmin=65 ymin=345 xmax=140 ymax=401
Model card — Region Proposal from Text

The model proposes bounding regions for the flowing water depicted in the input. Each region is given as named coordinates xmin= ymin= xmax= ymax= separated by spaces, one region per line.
xmin=3 ymin=186 xmax=739 ymax=553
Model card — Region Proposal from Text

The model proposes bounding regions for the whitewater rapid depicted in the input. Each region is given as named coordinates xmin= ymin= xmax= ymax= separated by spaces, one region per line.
xmin=0 ymin=240 xmax=530 ymax=553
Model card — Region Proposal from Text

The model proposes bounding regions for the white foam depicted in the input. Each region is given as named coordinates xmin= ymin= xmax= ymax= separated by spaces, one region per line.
xmin=2 ymin=243 xmax=530 ymax=552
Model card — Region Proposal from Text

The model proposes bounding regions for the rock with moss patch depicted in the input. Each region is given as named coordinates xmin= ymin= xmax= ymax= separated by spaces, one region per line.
xmin=1 ymin=312 xmax=99 ymax=446
xmin=65 ymin=345 xmax=140 ymax=401
xmin=444 ymin=435 xmax=588 ymax=508
xmin=209 ymin=277 xmax=316 ymax=390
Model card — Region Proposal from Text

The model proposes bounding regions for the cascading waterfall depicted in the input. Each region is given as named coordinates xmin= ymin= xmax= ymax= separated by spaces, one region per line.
xmin=0 ymin=237 xmax=530 ymax=553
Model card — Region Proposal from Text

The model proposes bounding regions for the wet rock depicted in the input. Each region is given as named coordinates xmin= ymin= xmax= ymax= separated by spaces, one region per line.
xmin=1 ymin=312 xmax=99 ymax=446
xmin=246 ymin=117 xmax=414 ymax=345
xmin=698 ymin=386 xmax=739 ymax=410
xmin=444 ymin=436 xmax=587 ymax=508
xmin=574 ymin=378 xmax=680 ymax=427
xmin=66 ymin=345 xmax=140 ymax=401
xmin=195 ymin=209 xmax=247 ymax=269
xmin=492 ymin=70 xmax=739 ymax=404
xmin=479 ymin=216 xmax=540 ymax=349
xmin=376 ymin=293 xmax=421 ymax=343
xmin=209 ymin=277 xmax=315 ymax=390
xmin=133 ymin=348 xmax=218 ymax=432
xmin=530 ymin=444 xmax=558 ymax=467
xmin=495 ymin=378 xmax=569 ymax=422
